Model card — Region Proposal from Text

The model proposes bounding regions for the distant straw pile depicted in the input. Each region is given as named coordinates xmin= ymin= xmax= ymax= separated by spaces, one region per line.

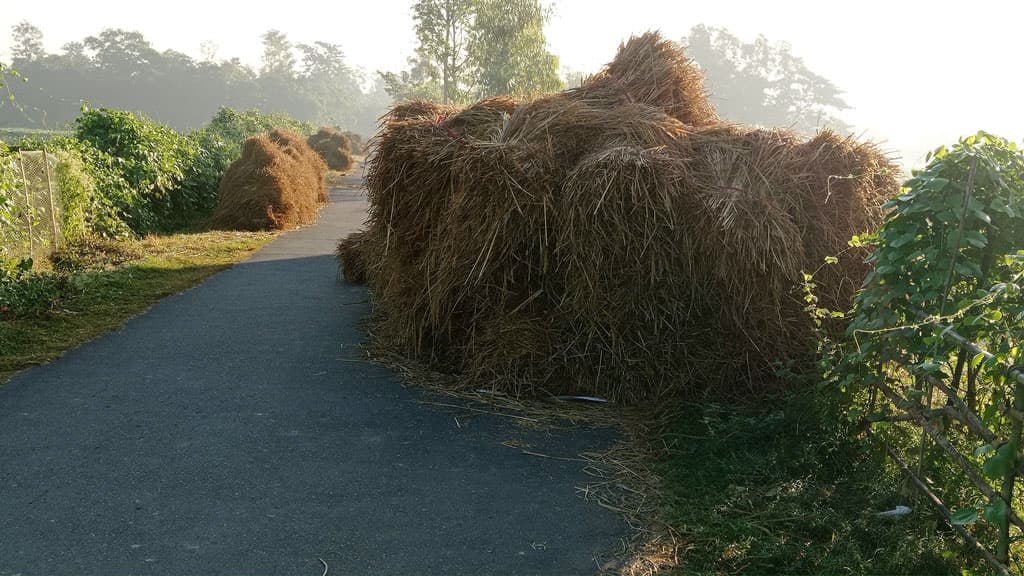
xmin=210 ymin=128 xmax=327 ymax=231
xmin=343 ymin=131 xmax=366 ymax=155
xmin=308 ymin=127 xmax=356 ymax=172
xmin=339 ymin=31 xmax=897 ymax=402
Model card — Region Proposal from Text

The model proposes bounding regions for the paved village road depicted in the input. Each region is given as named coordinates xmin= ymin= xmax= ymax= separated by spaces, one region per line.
xmin=0 ymin=174 xmax=624 ymax=576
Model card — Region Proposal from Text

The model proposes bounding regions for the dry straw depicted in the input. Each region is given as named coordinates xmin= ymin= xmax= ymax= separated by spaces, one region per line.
xmin=339 ymin=31 xmax=898 ymax=402
xmin=308 ymin=127 xmax=356 ymax=172
xmin=210 ymin=128 xmax=328 ymax=231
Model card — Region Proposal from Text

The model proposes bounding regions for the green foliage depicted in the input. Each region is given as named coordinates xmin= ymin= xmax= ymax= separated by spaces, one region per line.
xmin=843 ymin=132 xmax=1024 ymax=375
xmin=659 ymin=392 xmax=973 ymax=575
xmin=199 ymin=107 xmax=313 ymax=153
xmin=821 ymin=132 xmax=1024 ymax=563
xmin=389 ymin=0 xmax=562 ymax=102
xmin=51 ymin=147 xmax=96 ymax=243
xmin=43 ymin=135 xmax=133 ymax=239
xmin=380 ymin=63 xmax=444 ymax=102
xmin=470 ymin=0 xmax=562 ymax=98
xmin=74 ymin=107 xmax=199 ymax=233
xmin=411 ymin=0 xmax=476 ymax=103
xmin=0 ymin=143 xmax=21 ymax=261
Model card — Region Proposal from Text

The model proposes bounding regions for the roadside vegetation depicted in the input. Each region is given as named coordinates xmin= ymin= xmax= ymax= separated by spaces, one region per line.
xmin=656 ymin=392 xmax=976 ymax=575
xmin=654 ymin=133 xmax=1024 ymax=575
xmin=0 ymin=231 xmax=272 ymax=382
xmin=1 ymin=104 xmax=313 ymax=382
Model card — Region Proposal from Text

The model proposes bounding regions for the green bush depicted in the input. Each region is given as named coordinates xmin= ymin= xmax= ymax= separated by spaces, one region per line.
xmin=5 ymin=107 xmax=313 ymax=249
xmin=74 ymin=107 xmax=198 ymax=233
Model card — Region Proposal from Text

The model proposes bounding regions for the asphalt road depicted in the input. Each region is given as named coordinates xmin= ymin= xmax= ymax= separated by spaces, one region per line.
xmin=0 ymin=176 xmax=624 ymax=576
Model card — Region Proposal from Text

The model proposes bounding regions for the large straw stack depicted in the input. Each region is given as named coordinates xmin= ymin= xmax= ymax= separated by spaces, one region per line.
xmin=210 ymin=128 xmax=327 ymax=231
xmin=340 ymin=31 xmax=897 ymax=402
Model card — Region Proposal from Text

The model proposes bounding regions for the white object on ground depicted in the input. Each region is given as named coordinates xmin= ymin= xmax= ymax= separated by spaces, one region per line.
xmin=876 ymin=505 xmax=913 ymax=518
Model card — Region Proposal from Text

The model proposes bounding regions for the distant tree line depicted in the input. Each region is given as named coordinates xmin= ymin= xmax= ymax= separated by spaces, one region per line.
xmin=0 ymin=17 xmax=853 ymax=138
xmin=0 ymin=22 xmax=391 ymax=134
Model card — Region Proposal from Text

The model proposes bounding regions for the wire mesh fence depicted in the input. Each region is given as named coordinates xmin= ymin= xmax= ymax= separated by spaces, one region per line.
xmin=2 ymin=150 xmax=61 ymax=261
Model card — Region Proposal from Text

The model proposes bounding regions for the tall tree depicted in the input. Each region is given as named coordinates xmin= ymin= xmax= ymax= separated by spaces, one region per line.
xmin=469 ymin=0 xmax=561 ymax=98
xmin=84 ymin=29 xmax=159 ymax=77
xmin=260 ymin=30 xmax=296 ymax=78
xmin=259 ymin=30 xmax=304 ymax=119
xmin=0 ymin=25 xmax=389 ymax=134
xmin=298 ymin=41 xmax=362 ymax=126
xmin=684 ymin=25 xmax=851 ymax=133
xmin=411 ymin=0 xmax=475 ymax=103
xmin=11 ymin=21 xmax=45 ymax=64
xmin=59 ymin=41 xmax=92 ymax=68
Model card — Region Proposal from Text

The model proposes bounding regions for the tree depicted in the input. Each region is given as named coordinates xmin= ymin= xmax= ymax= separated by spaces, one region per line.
xmin=84 ymin=29 xmax=159 ymax=77
xmin=379 ymin=55 xmax=443 ymax=101
xmin=684 ymin=25 xmax=851 ymax=133
xmin=59 ymin=41 xmax=92 ymax=68
xmin=199 ymin=41 xmax=219 ymax=63
xmin=259 ymin=30 xmax=305 ymax=119
xmin=469 ymin=0 xmax=561 ymax=98
xmin=11 ymin=21 xmax=45 ymax=64
xmin=298 ymin=41 xmax=363 ymax=126
xmin=260 ymin=30 xmax=296 ymax=78
xmin=411 ymin=0 xmax=475 ymax=103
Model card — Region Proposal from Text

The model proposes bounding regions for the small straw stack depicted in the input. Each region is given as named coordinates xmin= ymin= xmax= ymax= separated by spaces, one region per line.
xmin=210 ymin=128 xmax=328 ymax=231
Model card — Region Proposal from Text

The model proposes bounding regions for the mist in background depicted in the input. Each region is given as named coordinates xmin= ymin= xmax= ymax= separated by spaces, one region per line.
xmin=1 ymin=0 xmax=1020 ymax=169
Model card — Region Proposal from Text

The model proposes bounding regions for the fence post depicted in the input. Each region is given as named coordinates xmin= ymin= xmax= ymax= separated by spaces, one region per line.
xmin=42 ymin=149 xmax=60 ymax=251
xmin=17 ymin=152 xmax=33 ymax=260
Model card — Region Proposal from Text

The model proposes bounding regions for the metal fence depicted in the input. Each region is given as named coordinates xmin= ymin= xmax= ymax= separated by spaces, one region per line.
xmin=3 ymin=150 xmax=61 ymax=261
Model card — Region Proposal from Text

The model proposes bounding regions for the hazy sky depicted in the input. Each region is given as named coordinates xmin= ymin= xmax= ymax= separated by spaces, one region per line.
xmin=1 ymin=0 xmax=1021 ymax=167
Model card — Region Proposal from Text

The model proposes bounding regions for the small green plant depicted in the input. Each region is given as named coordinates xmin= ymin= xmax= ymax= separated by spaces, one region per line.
xmin=0 ymin=257 xmax=74 ymax=318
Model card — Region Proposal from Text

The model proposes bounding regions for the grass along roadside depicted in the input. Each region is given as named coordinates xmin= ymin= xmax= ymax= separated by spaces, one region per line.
xmin=657 ymin=391 xmax=982 ymax=575
xmin=0 ymin=230 xmax=274 ymax=382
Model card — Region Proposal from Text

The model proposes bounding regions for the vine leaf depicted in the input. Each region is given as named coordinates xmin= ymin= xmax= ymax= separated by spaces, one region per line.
xmin=982 ymin=442 xmax=1016 ymax=479
xmin=984 ymin=498 xmax=1009 ymax=525
xmin=951 ymin=508 xmax=979 ymax=525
